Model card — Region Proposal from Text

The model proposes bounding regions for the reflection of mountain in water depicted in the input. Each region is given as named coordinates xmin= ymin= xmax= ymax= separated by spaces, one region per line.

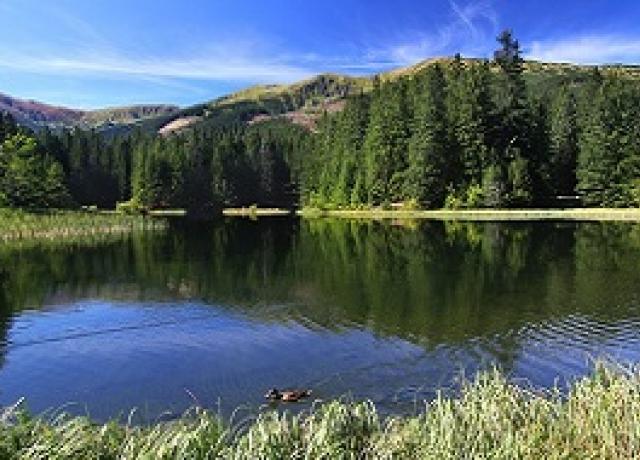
xmin=1 ymin=219 xmax=640 ymax=373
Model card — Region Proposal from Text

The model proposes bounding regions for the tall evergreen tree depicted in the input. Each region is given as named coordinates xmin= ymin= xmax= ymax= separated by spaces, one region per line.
xmin=549 ymin=86 xmax=579 ymax=199
xmin=363 ymin=81 xmax=409 ymax=204
xmin=0 ymin=133 xmax=71 ymax=208
xmin=405 ymin=65 xmax=448 ymax=207
xmin=491 ymin=30 xmax=534 ymax=207
xmin=578 ymin=74 xmax=640 ymax=206
xmin=451 ymin=61 xmax=494 ymax=198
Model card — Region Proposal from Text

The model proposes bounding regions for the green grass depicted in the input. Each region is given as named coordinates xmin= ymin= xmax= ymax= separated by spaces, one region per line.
xmin=148 ymin=209 xmax=188 ymax=217
xmin=0 ymin=209 xmax=166 ymax=242
xmin=1 ymin=363 xmax=639 ymax=458
xmin=299 ymin=207 xmax=640 ymax=222
xmin=223 ymin=207 xmax=292 ymax=217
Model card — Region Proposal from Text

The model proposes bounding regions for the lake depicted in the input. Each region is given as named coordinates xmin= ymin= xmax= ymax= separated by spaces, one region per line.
xmin=0 ymin=218 xmax=639 ymax=422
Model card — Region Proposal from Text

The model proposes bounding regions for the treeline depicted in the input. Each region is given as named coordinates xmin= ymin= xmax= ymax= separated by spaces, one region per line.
xmin=130 ymin=121 xmax=308 ymax=211
xmin=305 ymin=31 xmax=640 ymax=209
xmin=0 ymin=112 xmax=308 ymax=210
xmin=2 ymin=30 xmax=640 ymax=212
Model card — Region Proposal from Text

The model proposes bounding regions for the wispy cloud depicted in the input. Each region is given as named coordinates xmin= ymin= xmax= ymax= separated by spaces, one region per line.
xmin=0 ymin=50 xmax=313 ymax=84
xmin=0 ymin=2 xmax=313 ymax=85
xmin=527 ymin=36 xmax=640 ymax=64
xmin=366 ymin=0 xmax=498 ymax=66
xmin=0 ymin=0 xmax=500 ymax=85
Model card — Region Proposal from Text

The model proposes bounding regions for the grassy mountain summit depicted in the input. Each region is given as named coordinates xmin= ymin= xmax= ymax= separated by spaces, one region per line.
xmin=157 ymin=73 xmax=373 ymax=135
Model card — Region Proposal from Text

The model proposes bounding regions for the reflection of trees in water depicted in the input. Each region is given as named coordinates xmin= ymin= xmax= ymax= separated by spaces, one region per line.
xmin=574 ymin=223 xmax=640 ymax=309
xmin=0 ymin=267 xmax=12 ymax=369
xmin=1 ymin=219 xmax=640 ymax=372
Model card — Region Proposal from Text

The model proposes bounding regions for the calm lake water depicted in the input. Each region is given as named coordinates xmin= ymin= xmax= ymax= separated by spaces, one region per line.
xmin=1 ymin=218 xmax=640 ymax=422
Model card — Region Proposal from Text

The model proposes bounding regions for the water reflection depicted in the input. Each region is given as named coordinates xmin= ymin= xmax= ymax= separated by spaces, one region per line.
xmin=0 ymin=219 xmax=639 ymax=420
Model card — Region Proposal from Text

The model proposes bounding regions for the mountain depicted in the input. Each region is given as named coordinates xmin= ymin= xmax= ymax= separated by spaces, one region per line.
xmin=0 ymin=92 xmax=84 ymax=128
xmin=4 ymin=58 xmax=640 ymax=136
xmin=155 ymin=59 xmax=640 ymax=135
xmin=0 ymin=92 xmax=179 ymax=131
xmin=157 ymin=73 xmax=372 ymax=135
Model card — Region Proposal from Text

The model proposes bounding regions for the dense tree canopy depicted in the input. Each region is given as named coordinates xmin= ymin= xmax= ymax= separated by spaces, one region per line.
xmin=304 ymin=31 xmax=640 ymax=209
xmin=0 ymin=116 xmax=71 ymax=209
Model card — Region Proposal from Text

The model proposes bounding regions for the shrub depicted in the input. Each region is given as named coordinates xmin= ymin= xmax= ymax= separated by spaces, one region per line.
xmin=116 ymin=199 xmax=146 ymax=215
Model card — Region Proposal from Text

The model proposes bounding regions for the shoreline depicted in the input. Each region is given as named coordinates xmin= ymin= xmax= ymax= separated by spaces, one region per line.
xmin=0 ymin=209 xmax=166 ymax=242
xmin=0 ymin=364 xmax=637 ymax=458
xmin=298 ymin=208 xmax=640 ymax=221
xmin=223 ymin=207 xmax=292 ymax=217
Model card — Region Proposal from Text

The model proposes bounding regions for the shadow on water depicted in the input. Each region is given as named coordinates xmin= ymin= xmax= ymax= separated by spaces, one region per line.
xmin=0 ymin=218 xmax=640 ymax=420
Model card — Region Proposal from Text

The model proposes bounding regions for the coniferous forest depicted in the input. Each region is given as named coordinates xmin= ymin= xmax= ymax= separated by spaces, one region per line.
xmin=2 ymin=30 xmax=640 ymax=212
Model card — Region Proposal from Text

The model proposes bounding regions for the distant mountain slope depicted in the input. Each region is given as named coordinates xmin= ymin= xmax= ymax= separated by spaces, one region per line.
xmin=157 ymin=73 xmax=371 ymax=135
xmin=0 ymin=92 xmax=84 ymax=128
xmin=81 ymin=105 xmax=180 ymax=125
xmin=0 ymin=92 xmax=179 ymax=131
xmin=156 ymin=59 xmax=640 ymax=135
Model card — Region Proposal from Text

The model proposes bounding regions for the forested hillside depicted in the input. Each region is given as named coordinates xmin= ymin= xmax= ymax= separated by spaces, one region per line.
xmin=306 ymin=32 xmax=640 ymax=209
xmin=1 ymin=30 xmax=640 ymax=212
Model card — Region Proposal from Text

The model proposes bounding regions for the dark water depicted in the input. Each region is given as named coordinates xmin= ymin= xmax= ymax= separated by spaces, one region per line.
xmin=1 ymin=218 xmax=640 ymax=422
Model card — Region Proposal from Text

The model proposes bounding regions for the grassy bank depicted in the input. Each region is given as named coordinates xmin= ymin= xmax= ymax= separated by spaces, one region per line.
xmin=299 ymin=207 xmax=640 ymax=222
xmin=223 ymin=207 xmax=292 ymax=217
xmin=1 ymin=364 xmax=639 ymax=458
xmin=0 ymin=209 xmax=166 ymax=242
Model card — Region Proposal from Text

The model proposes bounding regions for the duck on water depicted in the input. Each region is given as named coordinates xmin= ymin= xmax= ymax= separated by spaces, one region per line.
xmin=265 ymin=388 xmax=313 ymax=402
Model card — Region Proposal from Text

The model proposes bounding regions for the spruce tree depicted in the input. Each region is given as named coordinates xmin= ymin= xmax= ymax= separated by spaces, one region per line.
xmin=549 ymin=86 xmax=579 ymax=199
xmin=363 ymin=80 xmax=409 ymax=205
xmin=0 ymin=133 xmax=71 ymax=208
xmin=492 ymin=30 xmax=534 ymax=207
xmin=578 ymin=73 xmax=640 ymax=206
xmin=405 ymin=65 xmax=448 ymax=207
xmin=453 ymin=61 xmax=493 ymax=199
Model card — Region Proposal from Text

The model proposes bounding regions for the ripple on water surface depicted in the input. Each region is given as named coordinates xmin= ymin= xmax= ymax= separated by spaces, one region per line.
xmin=0 ymin=298 xmax=638 ymax=421
xmin=1 ymin=219 xmax=640 ymax=421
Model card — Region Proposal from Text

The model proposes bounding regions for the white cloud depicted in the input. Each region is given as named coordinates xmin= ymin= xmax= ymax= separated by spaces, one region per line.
xmin=367 ymin=0 xmax=498 ymax=66
xmin=0 ymin=3 xmax=313 ymax=85
xmin=527 ymin=36 xmax=640 ymax=64
xmin=0 ymin=0 xmax=502 ymax=87
xmin=0 ymin=49 xmax=314 ymax=84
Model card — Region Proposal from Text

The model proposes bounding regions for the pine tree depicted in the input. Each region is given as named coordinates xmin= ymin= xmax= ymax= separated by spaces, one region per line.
xmin=0 ymin=113 xmax=19 ymax=143
xmin=578 ymin=73 xmax=640 ymax=206
xmin=492 ymin=30 xmax=534 ymax=207
xmin=43 ymin=161 xmax=73 ymax=207
xmin=405 ymin=65 xmax=448 ymax=207
xmin=452 ymin=61 xmax=493 ymax=196
xmin=0 ymin=133 xmax=71 ymax=208
xmin=363 ymin=81 xmax=409 ymax=205
xmin=549 ymin=86 xmax=579 ymax=199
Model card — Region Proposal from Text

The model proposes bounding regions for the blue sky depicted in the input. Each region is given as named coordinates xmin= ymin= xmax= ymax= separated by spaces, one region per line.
xmin=0 ymin=0 xmax=639 ymax=109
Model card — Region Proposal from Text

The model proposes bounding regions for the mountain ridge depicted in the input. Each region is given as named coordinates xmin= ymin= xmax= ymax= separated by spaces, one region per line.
xmin=4 ymin=58 xmax=640 ymax=135
xmin=0 ymin=91 xmax=179 ymax=131
xmin=155 ymin=58 xmax=640 ymax=135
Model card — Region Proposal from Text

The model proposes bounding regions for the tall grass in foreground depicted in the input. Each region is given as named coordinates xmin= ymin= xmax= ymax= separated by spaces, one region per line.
xmin=1 ymin=363 xmax=640 ymax=459
xmin=0 ymin=209 xmax=166 ymax=242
